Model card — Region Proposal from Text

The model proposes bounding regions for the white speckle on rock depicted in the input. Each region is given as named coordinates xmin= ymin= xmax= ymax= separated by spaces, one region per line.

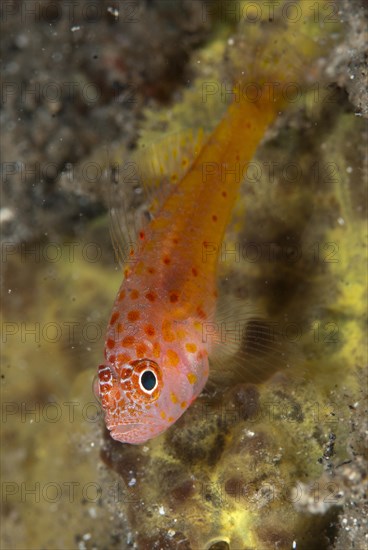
xmin=0 ymin=208 xmax=15 ymax=224
xmin=88 ymin=507 xmax=97 ymax=518
xmin=107 ymin=7 xmax=119 ymax=19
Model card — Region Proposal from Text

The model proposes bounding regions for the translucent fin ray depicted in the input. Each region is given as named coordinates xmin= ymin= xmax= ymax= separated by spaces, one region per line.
xmin=105 ymin=130 xmax=206 ymax=267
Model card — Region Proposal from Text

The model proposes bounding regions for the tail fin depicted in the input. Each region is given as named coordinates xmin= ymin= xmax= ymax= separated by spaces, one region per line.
xmin=226 ymin=0 xmax=344 ymax=93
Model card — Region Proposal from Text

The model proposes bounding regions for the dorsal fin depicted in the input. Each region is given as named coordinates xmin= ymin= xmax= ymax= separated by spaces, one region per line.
xmin=103 ymin=144 xmax=142 ymax=267
xmin=131 ymin=128 xmax=206 ymax=216
xmin=106 ymin=129 xmax=206 ymax=267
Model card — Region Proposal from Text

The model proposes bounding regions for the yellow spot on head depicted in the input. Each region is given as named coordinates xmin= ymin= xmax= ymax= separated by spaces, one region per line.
xmin=153 ymin=342 xmax=161 ymax=358
xmin=170 ymin=392 xmax=178 ymax=404
xmin=185 ymin=343 xmax=197 ymax=353
xmin=162 ymin=319 xmax=176 ymax=342
xmin=160 ymin=410 xmax=166 ymax=420
xmin=167 ymin=349 xmax=179 ymax=367
xmin=181 ymin=401 xmax=187 ymax=409
xmin=187 ymin=373 xmax=197 ymax=385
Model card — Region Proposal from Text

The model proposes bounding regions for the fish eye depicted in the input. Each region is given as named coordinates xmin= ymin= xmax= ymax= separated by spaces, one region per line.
xmin=139 ymin=369 xmax=158 ymax=394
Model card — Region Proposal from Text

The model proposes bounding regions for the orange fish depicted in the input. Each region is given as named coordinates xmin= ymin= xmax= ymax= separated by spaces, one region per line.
xmin=95 ymin=12 xmax=331 ymax=443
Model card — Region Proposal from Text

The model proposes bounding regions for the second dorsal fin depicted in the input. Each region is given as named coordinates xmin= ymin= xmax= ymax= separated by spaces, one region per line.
xmin=131 ymin=128 xmax=206 ymax=216
xmin=107 ymin=128 xmax=207 ymax=267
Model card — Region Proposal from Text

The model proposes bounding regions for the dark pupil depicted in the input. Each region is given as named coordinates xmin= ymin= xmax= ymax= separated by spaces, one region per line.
xmin=141 ymin=370 xmax=156 ymax=391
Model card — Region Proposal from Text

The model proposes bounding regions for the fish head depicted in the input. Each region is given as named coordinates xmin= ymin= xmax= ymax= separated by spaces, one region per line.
xmin=96 ymin=349 xmax=208 ymax=444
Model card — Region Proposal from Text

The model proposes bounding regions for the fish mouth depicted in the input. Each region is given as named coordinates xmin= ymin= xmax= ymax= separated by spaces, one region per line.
xmin=109 ymin=420 xmax=166 ymax=445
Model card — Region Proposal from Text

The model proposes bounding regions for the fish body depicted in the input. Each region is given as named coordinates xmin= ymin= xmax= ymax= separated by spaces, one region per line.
xmin=96 ymin=5 xmax=334 ymax=443
xmin=97 ymin=96 xmax=279 ymax=443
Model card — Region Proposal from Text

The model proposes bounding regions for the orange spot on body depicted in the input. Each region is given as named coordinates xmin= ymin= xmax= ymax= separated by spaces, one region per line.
xmin=170 ymin=292 xmax=179 ymax=303
xmin=118 ymin=290 xmax=126 ymax=301
xmin=172 ymin=238 xmax=179 ymax=244
xmin=144 ymin=324 xmax=155 ymax=337
xmin=153 ymin=342 xmax=161 ymax=358
xmin=136 ymin=343 xmax=148 ymax=357
xmin=222 ymin=191 xmax=227 ymax=198
xmin=212 ymin=215 xmax=218 ymax=222
xmin=185 ymin=343 xmax=197 ymax=353
xmin=163 ymin=256 xmax=171 ymax=265
xmin=139 ymin=231 xmax=145 ymax=240
xmin=167 ymin=349 xmax=179 ymax=366
xmin=147 ymin=266 xmax=156 ymax=274
xmin=106 ymin=339 xmax=115 ymax=349
xmin=192 ymin=267 xmax=198 ymax=277
xmin=110 ymin=312 xmax=119 ymax=325
xmin=99 ymin=370 xmax=111 ymax=382
xmin=162 ymin=320 xmax=176 ymax=342
xmin=130 ymin=289 xmax=139 ymax=299
xmin=122 ymin=335 xmax=135 ymax=347
xmin=127 ymin=310 xmax=140 ymax=322
xmin=145 ymin=291 xmax=156 ymax=302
